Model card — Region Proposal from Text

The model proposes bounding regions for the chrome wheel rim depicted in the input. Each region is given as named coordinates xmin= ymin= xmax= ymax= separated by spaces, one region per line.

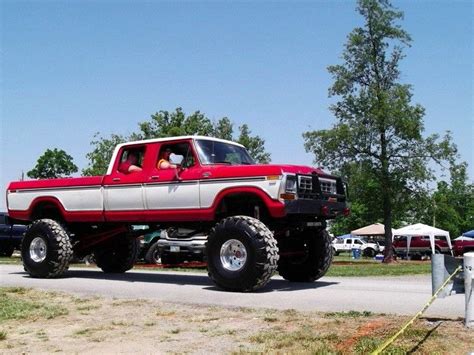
xmin=30 ymin=237 xmax=47 ymax=263
xmin=220 ymin=239 xmax=247 ymax=271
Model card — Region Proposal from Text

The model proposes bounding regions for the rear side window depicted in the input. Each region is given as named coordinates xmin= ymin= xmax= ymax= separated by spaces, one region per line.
xmin=118 ymin=147 xmax=146 ymax=174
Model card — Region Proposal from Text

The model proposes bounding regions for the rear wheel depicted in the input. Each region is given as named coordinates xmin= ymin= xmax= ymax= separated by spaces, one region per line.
xmin=21 ymin=219 xmax=73 ymax=278
xmin=95 ymin=235 xmax=139 ymax=273
xmin=206 ymin=216 xmax=279 ymax=292
xmin=278 ymin=229 xmax=333 ymax=282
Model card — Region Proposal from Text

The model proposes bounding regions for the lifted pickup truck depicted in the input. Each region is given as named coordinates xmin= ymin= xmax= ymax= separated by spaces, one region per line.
xmin=7 ymin=136 xmax=349 ymax=291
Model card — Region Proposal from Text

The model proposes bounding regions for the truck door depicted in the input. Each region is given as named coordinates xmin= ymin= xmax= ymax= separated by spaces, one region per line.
xmin=143 ymin=140 xmax=201 ymax=221
xmin=103 ymin=144 xmax=150 ymax=222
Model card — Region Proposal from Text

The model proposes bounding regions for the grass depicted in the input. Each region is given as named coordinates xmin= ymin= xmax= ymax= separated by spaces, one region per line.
xmin=0 ymin=287 xmax=68 ymax=322
xmin=326 ymin=255 xmax=431 ymax=277
xmin=0 ymin=288 xmax=471 ymax=354
xmin=1 ymin=253 xmax=432 ymax=277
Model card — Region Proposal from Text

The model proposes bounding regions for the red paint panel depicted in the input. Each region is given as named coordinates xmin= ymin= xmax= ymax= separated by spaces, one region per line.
xmin=8 ymin=176 xmax=104 ymax=191
xmin=210 ymin=186 xmax=286 ymax=218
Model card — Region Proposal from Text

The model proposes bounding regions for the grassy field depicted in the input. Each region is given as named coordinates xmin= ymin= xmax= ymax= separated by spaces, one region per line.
xmin=0 ymin=254 xmax=432 ymax=277
xmin=0 ymin=287 xmax=471 ymax=353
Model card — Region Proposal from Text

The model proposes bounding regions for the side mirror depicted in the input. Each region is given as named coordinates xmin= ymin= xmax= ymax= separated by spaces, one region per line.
xmin=169 ymin=154 xmax=184 ymax=166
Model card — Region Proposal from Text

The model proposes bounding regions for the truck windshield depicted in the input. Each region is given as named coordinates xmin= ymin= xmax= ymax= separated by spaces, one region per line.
xmin=195 ymin=139 xmax=255 ymax=165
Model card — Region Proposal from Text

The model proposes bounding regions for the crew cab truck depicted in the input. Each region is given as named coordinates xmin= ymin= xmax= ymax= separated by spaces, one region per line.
xmin=392 ymin=236 xmax=450 ymax=258
xmin=332 ymin=236 xmax=381 ymax=257
xmin=7 ymin=136 xmax=349 ymax=292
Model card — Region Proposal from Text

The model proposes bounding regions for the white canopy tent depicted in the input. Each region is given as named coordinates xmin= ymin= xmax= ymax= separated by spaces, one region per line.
xmin=393 ymin=223 xmax=453 ymax=255
xmin=351 ymin=223 xmax=396 ymax=236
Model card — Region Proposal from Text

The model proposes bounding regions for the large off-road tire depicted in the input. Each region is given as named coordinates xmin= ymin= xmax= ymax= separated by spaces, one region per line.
xmin=144 ymin=242 xmax=161 ymax=264
xmin=206 ymin=216 xmax=279 ymax=292
xmin=95 ymin=235 xmax=139 ymax=273
xmin=278 ymin=229 xmax=333 ymax=282
xmin=0 ymin=243 xmax=15 ymax=257
xmin=21 ymin=219 xmax=73 ymax=278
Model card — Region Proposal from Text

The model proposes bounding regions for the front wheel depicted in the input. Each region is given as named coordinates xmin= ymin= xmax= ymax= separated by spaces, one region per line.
xmin=363 ymin=248 xmax=375 ymax=257
xmin=278 ymin=229 xmax=333 ymax=282
xmin=144 ymin=242 xmax=161 ymax=264
xmin=206 ymin=216 xmax=279 ymax=292
xmin=21 ymin=219 xmax=73 ymax=278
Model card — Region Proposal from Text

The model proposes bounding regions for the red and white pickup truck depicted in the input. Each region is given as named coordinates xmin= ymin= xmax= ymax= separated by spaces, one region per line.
xmin=7 ymin=136 xmax=349 ymax=291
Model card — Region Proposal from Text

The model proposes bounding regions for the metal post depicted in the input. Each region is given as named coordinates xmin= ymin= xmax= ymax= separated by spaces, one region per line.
xmin=431 ymin=254 xmax=451 ymax=298
xmin=464 ymin=252 xmax=474 ymax=328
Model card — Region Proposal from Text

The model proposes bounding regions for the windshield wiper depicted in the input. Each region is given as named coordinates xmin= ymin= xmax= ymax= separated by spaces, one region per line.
xmin=213 ymin=161 xmax=233 ymax=165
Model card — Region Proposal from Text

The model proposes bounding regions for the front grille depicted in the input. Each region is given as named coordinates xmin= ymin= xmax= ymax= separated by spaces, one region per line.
xmin=319 ymin=178 xmax=337 ymax=194
xmin=296 ymin=174 xmax=340 ymax=199
xmin=297 ymin=175 xmax=318 ymax=199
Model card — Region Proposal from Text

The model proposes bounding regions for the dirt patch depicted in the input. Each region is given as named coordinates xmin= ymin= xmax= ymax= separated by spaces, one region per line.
xmin=0 ymin=287 xmax=472 ymax=354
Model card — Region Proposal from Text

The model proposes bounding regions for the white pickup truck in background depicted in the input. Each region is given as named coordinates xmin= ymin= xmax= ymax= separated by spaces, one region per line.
xmin=332 ymin=236 xmax=383 ymax=257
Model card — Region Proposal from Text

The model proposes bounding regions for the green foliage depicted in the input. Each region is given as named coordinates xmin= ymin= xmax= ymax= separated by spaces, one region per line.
xmin=236 ymin=124 xmax=271 ymax=164
xmin=303 ymin=0 xmax=456 ymax=258
xmin=430 ymin=163 xmax=474 ymax=236
xmin=83 ymin=107 xmax=271 ymax=175
xmin=27 ymin=148 xmax=78 ymax=179
xmin=82 ymin=133 xmax=127 ymax=176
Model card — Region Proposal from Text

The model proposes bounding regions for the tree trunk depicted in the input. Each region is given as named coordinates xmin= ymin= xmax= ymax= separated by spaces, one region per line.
xmin=380 ymin=132 xmax=395 ymax=263
xmin=382 ymin=192 xmax=395 ymax=263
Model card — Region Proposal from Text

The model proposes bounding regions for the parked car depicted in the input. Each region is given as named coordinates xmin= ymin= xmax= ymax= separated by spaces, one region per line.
xmin=332 ymin=236 xmax=381 ymax=257
xmin=0 ymin=212 xmax=26 ymax=256
xmin=392 ymin=235 xmax=450 ymax=258
xmin=453 ymin=237 xmax=474 ymax=256
xmin=157 ymin=228 xmax=206 ymax=265
xmin=138 ymin=229 xmax=161 ymax=264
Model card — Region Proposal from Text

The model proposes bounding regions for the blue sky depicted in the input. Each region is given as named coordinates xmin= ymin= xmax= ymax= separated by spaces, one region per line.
xmin=1 ymin=0 xmax=473 ymax=211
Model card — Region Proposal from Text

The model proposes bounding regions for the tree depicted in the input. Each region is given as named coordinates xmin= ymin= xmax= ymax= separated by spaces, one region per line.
xmin=82 ymin=133 xmax=127 ymax=176
xmin=428 ymin=163 xmax=474 ymax=236
xmin=303 ymin=0 xmax=456 ymax=262
xmin=83 ymin=108 xmax=271 ymax=175
xmin=27 ymin=148 xmax=78 ymax=179
xmin=237 ymin=124 xmax=271 ymax=164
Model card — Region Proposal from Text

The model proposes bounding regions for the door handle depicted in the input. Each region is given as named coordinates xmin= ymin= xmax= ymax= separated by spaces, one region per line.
xmin=150 ymin=175 xmax=160 ymax=180
xmin=202 ymin=172 xmax=212 ymax=178
xmin=112 ymin=177 xmax=121 ymax=182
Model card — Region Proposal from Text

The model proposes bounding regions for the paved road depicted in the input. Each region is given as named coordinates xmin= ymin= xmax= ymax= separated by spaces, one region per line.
xmin=0 ymin=264 xmax=465 ymax=318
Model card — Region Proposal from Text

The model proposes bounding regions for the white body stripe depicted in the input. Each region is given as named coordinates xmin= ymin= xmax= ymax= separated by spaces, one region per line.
xmin=199 ymin=179 xmax=280 ymax=208
xmin=8 ymin=179 xmax=282 ymax=212
xmin=8 ymin=187 xmax=103 ymax=211
xmin=144 ymin=182 xmax=200 ymax=209
xmin=104 ymin=185 xmax=144 ymax=211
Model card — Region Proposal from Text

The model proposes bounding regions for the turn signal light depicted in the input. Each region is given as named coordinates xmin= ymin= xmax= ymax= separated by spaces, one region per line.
xmin=280 ymin=193 xmax=296 ymax=200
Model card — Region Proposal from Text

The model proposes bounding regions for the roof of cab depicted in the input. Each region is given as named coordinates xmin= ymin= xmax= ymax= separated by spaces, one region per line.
xmin=115 ymin=135 xmax=245 ymax=150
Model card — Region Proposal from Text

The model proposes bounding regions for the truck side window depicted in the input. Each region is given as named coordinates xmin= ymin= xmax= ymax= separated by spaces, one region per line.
xmin=157 ymin=143 xmax=195 ymax=169
xmin=118 ymin=147 xmax=145 ymax=174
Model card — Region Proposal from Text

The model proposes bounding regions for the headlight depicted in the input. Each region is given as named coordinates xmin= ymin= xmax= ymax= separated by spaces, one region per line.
xmin=285 ymin=175 xmax=297 ymax=193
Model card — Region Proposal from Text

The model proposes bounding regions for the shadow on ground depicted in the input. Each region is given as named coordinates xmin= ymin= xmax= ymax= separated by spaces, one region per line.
xmin=15 ymin=268 xmax=338 ymax=293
